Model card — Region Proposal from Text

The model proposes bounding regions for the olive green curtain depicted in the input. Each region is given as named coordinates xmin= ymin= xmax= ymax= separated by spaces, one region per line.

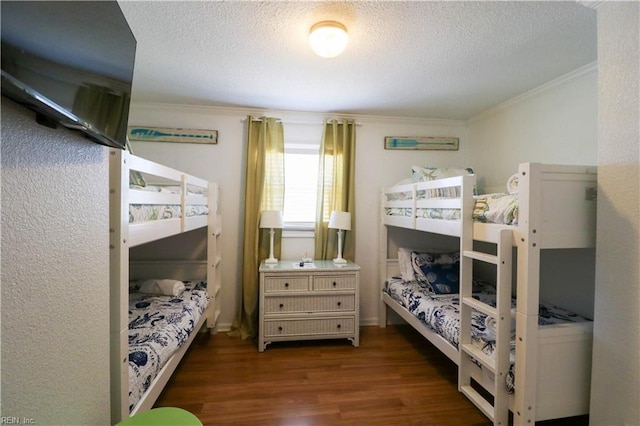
xmin=314 ymin=119 xmax=356 ymax=261
xmin=229 ymin=116 xmax=285 ymax=340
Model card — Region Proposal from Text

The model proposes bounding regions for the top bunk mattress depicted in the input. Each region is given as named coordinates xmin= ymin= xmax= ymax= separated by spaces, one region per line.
xmin=385 ymin=192 xmax=518 ymax=226
xmin=129 ymin=184 xmax=209 ymax=224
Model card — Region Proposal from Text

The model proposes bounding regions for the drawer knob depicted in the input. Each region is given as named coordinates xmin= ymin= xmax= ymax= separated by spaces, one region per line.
xmin=337 ymin=302 xmax=342 ymax=306
xmin=279 ymin=303 xmax=284 ymax=309
xmin=337 ymin=324 xmax=341 ymax=329
xmin=278 ymin=326 xmax=283 ymax=331
xmin=332 ymin=281 xmax=337 ymax=287
xmin=284 ymin=283 xmax=289 ymax=288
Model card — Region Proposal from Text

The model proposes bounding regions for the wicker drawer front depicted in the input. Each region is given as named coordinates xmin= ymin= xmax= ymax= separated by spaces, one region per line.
xmin=313 ymin=275 xmax=357 ymax=291
xmin=264 ymin=276 xmax=309 ymax=292
xmin=264 ymin=317 xmax=355 ymax=337
xmin=264 ymin=295 xmax=355 ymax=314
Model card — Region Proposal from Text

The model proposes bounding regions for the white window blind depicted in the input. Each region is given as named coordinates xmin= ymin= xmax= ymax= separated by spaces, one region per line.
xmin=283 ymin=142 xmax=319 ymax=230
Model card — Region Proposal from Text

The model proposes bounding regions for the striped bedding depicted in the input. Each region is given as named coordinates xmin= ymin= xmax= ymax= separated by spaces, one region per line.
xmin=384 ymin=192 xmax=519 ymax=225
xmin=129 ymin=184 xmax=208 ymax=224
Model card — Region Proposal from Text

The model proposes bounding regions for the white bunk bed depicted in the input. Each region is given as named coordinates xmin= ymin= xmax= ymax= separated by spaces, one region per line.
xmin=379 ymin=163 xmax=597 ymax=426
xmin=109 ymin=149 xmax=222 ymax=423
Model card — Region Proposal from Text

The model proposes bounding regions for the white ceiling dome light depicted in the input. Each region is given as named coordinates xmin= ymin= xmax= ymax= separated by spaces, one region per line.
xmin=309 ymin=21 xmax=349 ymax=58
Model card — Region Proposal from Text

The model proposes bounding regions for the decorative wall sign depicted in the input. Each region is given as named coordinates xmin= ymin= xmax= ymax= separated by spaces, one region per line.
xmin=384 ymin=136 xmax=459 ymax=151
xmin=128 ymin=126 xmax=218 ymax=144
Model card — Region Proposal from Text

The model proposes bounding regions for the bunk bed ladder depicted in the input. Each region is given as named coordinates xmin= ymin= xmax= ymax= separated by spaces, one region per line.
xmin=459 ymin=228 xmax=513 ymax=426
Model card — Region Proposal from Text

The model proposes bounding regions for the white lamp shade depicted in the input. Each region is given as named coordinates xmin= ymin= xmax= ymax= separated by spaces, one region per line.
xmin=260 ymin=210 xmax=283 ymax=229
xmin=309 ymin=21 xmax=349 ymax=58
xmin=328 ymin=211 xmax=351 ymax=230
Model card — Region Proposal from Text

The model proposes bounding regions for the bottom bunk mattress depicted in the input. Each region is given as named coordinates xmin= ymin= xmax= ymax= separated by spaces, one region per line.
xmin=384 ymin=277 xmax=591 ymax=392
xmin=128 ymin=280 xmax=209 ymax=412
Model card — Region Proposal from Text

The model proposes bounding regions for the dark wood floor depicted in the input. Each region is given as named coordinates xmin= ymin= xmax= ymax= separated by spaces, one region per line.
xmin=155 ymin=325 xmax=588 ymax=426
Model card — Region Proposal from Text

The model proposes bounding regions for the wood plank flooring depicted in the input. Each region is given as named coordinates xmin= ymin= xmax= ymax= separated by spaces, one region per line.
xmin=154 ymin=325 xmax=588 ymax=425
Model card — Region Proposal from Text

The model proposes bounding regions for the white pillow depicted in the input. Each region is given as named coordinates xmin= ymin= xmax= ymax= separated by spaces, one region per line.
xmin=138 ymin=279 xmax=185 ymax=296
xmin=398 ymin=248 xmax=417 ymax=282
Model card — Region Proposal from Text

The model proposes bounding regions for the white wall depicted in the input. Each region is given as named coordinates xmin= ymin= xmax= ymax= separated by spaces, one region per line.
xmin=468 ymin=66 xmax=598 ymax=192
xmin=128 ymin=104 xmax=470 ymax=328
xmin=129 ymin=67 xmax=599 ymax=329
xmin=1 ymin=99 xmax=111 ymax=424
xmin=467 ymin=66 xmax=599 ymax=318
xmin=590 ymin=3 xmax=640 ymax=425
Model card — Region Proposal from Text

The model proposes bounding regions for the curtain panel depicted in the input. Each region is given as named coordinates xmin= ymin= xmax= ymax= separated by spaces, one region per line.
xmin=314 ymin=119 xmax=356 ymax=261
xmin=229 ymin=116 xmax=284 ymax=340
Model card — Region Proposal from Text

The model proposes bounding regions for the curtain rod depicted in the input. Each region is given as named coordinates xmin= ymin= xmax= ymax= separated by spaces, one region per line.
xmin=241 ymin=118 xmax=362 ymax=126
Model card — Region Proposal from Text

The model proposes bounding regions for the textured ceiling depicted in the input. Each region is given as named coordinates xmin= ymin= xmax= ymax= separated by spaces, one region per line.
xmin=118 ymin=1 xmax=597 ymax=120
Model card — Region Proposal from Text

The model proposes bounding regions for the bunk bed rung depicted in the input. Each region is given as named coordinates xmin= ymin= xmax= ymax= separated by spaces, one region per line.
xmin=460 ymin=385 xmax=495 ymax=421
xmin=463 ymin=250 xmax=498 ymax=265
xmin=461 ymin=344 xmax=496 ymax=373
xmin=462 ymin=296 xmax=497 ymax=318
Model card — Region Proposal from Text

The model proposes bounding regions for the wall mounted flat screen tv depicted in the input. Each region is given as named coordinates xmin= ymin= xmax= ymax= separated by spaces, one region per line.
xmin=1 ymin=1 xmax=136 ymax=149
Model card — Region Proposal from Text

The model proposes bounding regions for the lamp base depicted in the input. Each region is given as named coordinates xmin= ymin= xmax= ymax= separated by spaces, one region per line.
xmin=333 ymin=257 xmax=347 ymax=264
xmin=265 ymin=257 xmax=278 ymax=264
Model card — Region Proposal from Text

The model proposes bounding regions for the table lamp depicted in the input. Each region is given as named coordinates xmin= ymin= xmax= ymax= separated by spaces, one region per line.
xmin=328 ymin=211 xmax=351 ymax=264
xmin=260 ymin=210 xmax=283 ymax=264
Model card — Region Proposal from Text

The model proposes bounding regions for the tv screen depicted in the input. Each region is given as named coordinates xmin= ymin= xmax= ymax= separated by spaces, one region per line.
xmin=1 ymin=1 xmax=136 ymax=149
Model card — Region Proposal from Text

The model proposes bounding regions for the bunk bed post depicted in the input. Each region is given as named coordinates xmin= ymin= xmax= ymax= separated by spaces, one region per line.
xmin=458 ymin=174 xmax=475 ymax=363
xmin=108 ymin=149 xmax=131 ymax=423
xmin=379 ymin=188 xmax=388 ymax=327
xmin=513 ymin=162 xmax=541 ymax=426
xmin=207 ymin=183 xmax=221 ymax=331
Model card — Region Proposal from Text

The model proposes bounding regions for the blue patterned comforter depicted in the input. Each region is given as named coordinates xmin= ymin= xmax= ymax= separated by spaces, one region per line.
xmin=384 ymin=277 xmax=590 ymax=393
xmin=128 ymin=281 xmax=209 ymax=412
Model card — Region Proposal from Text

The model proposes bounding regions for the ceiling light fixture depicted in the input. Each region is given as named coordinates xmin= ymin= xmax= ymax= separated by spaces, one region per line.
xmin=309 ymin=21 xmax=349 ymax=58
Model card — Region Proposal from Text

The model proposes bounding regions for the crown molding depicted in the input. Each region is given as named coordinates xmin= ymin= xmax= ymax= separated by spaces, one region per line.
xmin=577 ymin=1 xmax=608 ymax=10
xmin=130 ymin=102 xmax=467 ymax=128
xmin=467 ymin=62 xmax=598 ymax=124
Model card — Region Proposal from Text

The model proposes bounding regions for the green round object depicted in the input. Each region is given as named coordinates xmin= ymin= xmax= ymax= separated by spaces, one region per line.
xmin=117 ymin=407 xmax=202 ymax=426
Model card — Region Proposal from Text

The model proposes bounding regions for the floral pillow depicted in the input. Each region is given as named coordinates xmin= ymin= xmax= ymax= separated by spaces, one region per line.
xmin=411 ymin=166 xmax=474 ymax=183
xmin=411 ymin=251 xmax=461 ymax=295
xmin=411 ymin=166 xmax=476 ymax=195
xmin=400 ymin=249 xmax=459 ymax=283
xmin=415 ymin=261 xmax=460 ymax=295
xmin=411 ymin=251 xmax=460 ymax=269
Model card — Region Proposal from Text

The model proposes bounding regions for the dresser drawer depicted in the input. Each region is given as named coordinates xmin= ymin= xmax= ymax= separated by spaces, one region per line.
xmin=313 ymin=275 xmax=357 ymax=291
xmin=264 ymin=294 xmax=355 ymax=314
xmin=264 ymin=276 xmax=309 ymax=292
xmin=263 ymin=317 xmax=355 ymax=337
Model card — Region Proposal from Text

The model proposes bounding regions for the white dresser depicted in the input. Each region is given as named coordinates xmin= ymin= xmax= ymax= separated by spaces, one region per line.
xmin=258 ymin=260 xmax=360 ymax=352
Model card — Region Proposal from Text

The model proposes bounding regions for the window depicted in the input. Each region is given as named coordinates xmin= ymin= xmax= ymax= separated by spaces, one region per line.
xmin=282 ymin=142 xmax=319 ymax=231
